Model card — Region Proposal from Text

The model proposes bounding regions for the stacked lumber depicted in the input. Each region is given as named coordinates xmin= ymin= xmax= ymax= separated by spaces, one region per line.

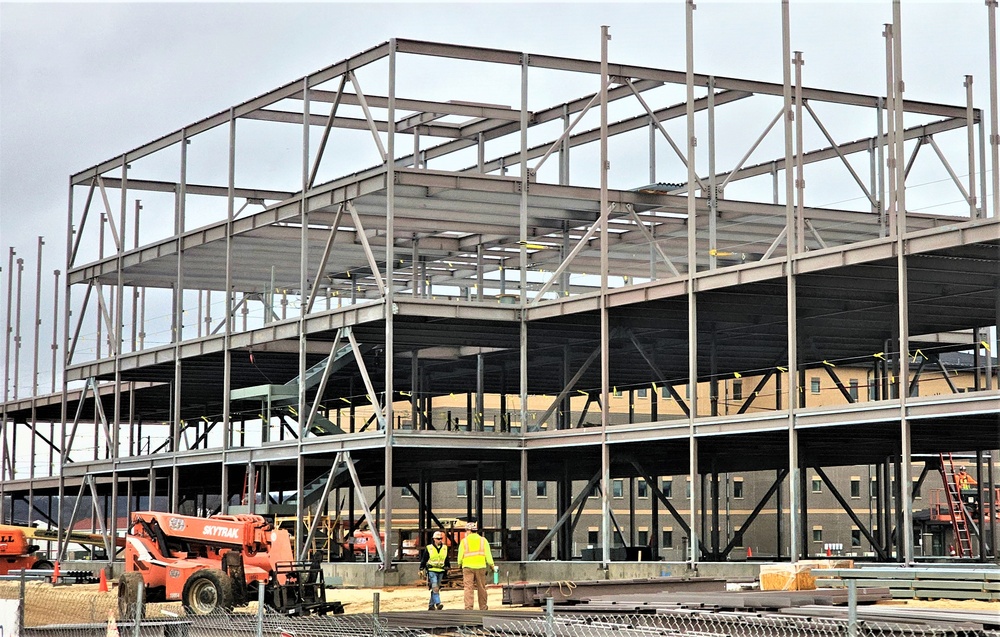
xmin=818 ymin=566 xmax=1000 ymax=601
xmin=759 ymin=560 xmax=855 ymax=591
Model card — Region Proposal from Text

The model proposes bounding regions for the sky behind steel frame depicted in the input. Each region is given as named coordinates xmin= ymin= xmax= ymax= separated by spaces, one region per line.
xmin=0 ymin=1 xmax=996 ymax=396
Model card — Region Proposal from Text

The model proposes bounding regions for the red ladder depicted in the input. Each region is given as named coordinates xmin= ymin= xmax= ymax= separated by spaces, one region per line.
xmin=938 ymin=453 xmax=974 ymax=558
xmin=241 ymin=469 xmax=259 ymax=506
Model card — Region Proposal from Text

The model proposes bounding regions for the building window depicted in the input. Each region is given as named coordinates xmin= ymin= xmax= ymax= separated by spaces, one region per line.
xmin=401 ymin=487 xmax=413 ymax=497
xmin=913 ymin=477 xmax=922 ymax=500
xmin=662 ymin=529 xmax=673 ymax=547
xmin=457 ymin=481 xmax=467 ymax=497
xmin=811 ymin=477 xmax=822 ymax=494
xmin=870 ymin=477 xmax=878 ymax=498
xmin=849 ymin=379 xmax=859 ymax=401
xmin=612 ymin=479 xmax=624 ymax=498
xmin=536 ymin=481 xmax=548 ymax=498
xmin=812 ymin=527 xmax=823 ymax=542
xmin=637 ymin=530 xmax=649 ymax=545
xmin=685 ymin=478 xmax=692 ymax=498
xmin=483 ymin=481 xmax=495 ymax=497
xmin=733 ymin=526 xmax=744 ymax=548
xmin=810 ymin=377 xmax=821 ymax=394
xmin=588 ymin=530 xmax=598 ymax=545
xmin=733 ymin=380 xmax=743 ymax=401
xmin=851 ymin=529 xmax=862 ymax=547
xmin=733 ymin=479 xmax=744 ymax=499
xmin=613 ymin=388 xmax=623 ymax=398
xmin=510 ymin=481 xmax=521 ymax=497
xmin=637 ymin=479 xmax=649 ymax=498
xmin=637 ymin=388 xmax=648 ymax=398
xmin=850 ymin=477 xmax=861 ymax=499
xmin=661 ymin=478 xmax=672 ymax=498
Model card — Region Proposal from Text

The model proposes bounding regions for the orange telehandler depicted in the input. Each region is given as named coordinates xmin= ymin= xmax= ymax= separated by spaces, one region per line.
xmin=119 ymin=511 xmax=343 ymax=616
xmin=0 ymin=525 xmax=53 ymax=575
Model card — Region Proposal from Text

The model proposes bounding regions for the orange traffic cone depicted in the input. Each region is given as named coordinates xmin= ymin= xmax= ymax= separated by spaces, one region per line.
xmin=51 ymin=560 xmax=60 ymax=584
xmin=98 ymin=567 xmax=109 ymax=592
xmin=826 ymin=546 xmax=832 ymax=557
xmin=746 ymin=546 xmax=753 ymax=559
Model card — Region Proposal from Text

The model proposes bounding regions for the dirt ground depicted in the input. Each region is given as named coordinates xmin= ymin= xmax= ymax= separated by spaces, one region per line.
xmin=334 ymin=584 xmax=508 ymax=613
xmin=0 ymin=580 xmax=509 ymax=625
xmin=4 ymin=580 xmax=997 ymax=625
xmin=887 ymin=598 xmax=1000 ymax=612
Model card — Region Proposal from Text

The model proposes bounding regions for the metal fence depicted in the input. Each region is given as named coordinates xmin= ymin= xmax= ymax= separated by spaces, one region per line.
xmin=461 ymin=612 xmax=1000 ymax=637
xmin=0 ymin=581 xmax=398 ymax=637
xmin=2 ymin=582 xmax=999 ymax=637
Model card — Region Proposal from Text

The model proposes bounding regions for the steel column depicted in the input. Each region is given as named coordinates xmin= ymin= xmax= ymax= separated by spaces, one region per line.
xmin=892 ymin=0 xmax=914 ymax=564
xmin=599 ymin=24 xmax=612 ymax=568
xmin=989 ymin=0 xmax=999 ymax=218
xmin=383 ymin=39 xmax=397 ymax=567
xmin=685 ymin=0 xmax=699 ymax=566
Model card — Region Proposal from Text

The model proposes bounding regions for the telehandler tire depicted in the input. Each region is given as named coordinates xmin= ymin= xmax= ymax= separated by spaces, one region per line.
xmin=118 ymin=572 xmax=146 ymax=620
xmin=182 ymin=568 xmax=235 ymax=615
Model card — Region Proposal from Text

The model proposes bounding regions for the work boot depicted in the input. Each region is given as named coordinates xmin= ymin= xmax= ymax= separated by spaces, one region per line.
xmin=436 ymin=603 xmax=444 ymax=610
xmin=428 ymin=604 xmax=435 ymax=611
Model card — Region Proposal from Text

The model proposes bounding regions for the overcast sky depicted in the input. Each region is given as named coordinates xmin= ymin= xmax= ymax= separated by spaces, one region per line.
xmin=0 ymin=1 xmax=995 ymax=393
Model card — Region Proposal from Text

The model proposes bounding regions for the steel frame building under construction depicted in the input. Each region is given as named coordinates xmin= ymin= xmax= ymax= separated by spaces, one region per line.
xmin=1 ymin=5 xmax=999 ymax=574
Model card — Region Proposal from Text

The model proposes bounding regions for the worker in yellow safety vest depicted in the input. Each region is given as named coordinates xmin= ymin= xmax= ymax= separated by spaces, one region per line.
xmin=457 ymin=520 xmax=496 ymax=610
xmin=418 ymin=531 xmax=450 ymax=610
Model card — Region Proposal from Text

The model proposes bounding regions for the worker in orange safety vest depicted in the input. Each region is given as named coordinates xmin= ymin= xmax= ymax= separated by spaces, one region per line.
xmin=956 ymin=466 xmax=977 ymax=491
xmin=457 ymin=519 xmax=496 ymax=610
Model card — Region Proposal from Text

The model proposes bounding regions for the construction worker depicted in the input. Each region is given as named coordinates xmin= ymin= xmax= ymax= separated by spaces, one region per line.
xmin=419 ymin=531 xmax=450 ymax=610
xmin=956 ymin=466 xmax=978 ymax=491
xmin=457 ymin=520 xmax=496 ymax=610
